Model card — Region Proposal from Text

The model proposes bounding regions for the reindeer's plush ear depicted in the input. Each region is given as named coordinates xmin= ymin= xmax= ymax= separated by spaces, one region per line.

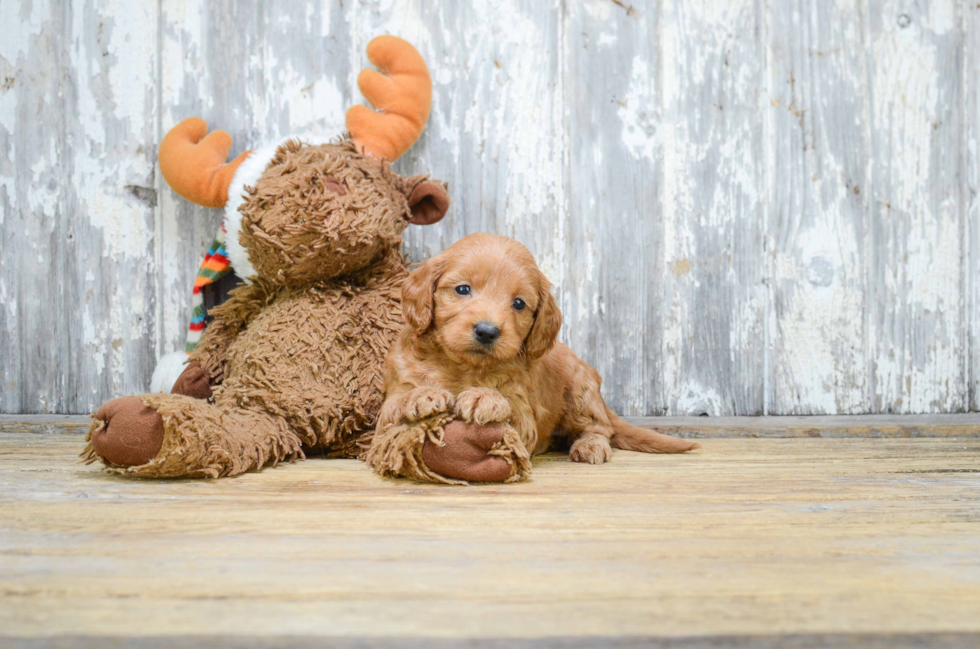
xmin=524 ymin=278 xmax=562 ymax=360
xmin=401 ymin=256 xmax=444 ymax=335
xmin=406 ymin=180 xmax=450 ymax=225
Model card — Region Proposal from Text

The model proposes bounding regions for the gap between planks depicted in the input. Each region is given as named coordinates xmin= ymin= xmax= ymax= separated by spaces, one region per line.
xmin=1 ymin=413 xmax=978 ymax=438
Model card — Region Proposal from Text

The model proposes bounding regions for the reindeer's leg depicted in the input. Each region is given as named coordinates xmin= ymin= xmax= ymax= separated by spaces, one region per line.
xmin=83 ymin=394 xmax=303 ymax=478
xmin=419 ymin=388 xmax=533 ymax=483
xmin=366 ymin=417 xmax=531 ymax=486
xmin=421 ymin=420 xmax=531 ymax=484
xmin=365 ymin=387 xmax=531 ymax=485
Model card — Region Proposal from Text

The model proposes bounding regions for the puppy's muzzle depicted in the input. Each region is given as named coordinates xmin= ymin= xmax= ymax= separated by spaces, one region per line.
xmin=473 ymin=321 xmax=500 ymax=346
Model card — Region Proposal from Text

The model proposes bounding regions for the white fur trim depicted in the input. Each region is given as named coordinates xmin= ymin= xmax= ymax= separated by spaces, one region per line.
xmin=150 ymin=351 xmax=190 ymax=393
xmin=223 ymin=135 xmax=335 ymax=283
xmin=223 ymin=141 xmax=281 ymax=283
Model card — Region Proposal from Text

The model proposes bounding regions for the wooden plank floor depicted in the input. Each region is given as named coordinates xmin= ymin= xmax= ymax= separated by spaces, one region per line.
xmin=2 ymin=423 xmax=980 ymax=647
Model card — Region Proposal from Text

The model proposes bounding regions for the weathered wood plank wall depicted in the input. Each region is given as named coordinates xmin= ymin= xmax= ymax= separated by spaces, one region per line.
xmin=0 ymin=0 xmax=976 ymax=416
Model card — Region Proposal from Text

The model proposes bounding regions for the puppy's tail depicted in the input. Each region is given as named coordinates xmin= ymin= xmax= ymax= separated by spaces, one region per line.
xmin=609 ymin=410 xmax=701 ymax=454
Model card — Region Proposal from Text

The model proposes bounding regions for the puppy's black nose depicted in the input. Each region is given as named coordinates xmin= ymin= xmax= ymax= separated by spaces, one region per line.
xmin=473 ymin=322 xmax=501 ymax=345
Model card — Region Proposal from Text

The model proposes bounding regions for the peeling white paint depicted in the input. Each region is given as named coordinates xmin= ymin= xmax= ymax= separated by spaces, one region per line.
xmin=868 ymin=0 xmax=963 ymax=413
xmin=660 ymin=0 xmax=768 ymax=415
xmin=0 ymin=0 xmax=47 ymax=62
xmin=82 ymin=307 xmax=107 ymax=379
xmin=283 ymin=77 xmax=346 ymax=135
xmin=765 ymin=0 xmax=872 ymax=415
xmin=618 ymin=56 xmax=657 ymax=160
xmin=0 ymin=278 xmax=14 ymax=319
xmin=454 ymin=1 xmax=562 ymax=232
xmin=28 ymin=147 xmax=58 ymax=220
xmin=675 ymin=384 xmax=725 ymax=416
xmin=1 ymin=0 xmax=974 ymax=415
xmin=0 ymin=175 xmax=15 ymax=223
xmin=70 ymin=3 xmax=156 ymax=262
xmin=159 ymin=0 xmax=211 ymax=126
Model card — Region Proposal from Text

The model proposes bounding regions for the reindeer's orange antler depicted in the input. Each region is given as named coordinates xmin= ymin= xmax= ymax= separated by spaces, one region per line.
xmin=158 ymin=117 xmax=252 ymax=208
xmin=346 ymin=36 xmax=432 ymax=162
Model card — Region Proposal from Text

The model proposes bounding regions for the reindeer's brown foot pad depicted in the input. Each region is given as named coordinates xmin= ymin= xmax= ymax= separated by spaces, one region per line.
xmin=366 ymin=417 xmax=531 ymax=485
xmin=88 ymin=396 xmax=165 ymax=467
xmin=170 ymin=361 xmax=212 ymax=400
xmin=423 ymin=421 xmax=529 ymax=484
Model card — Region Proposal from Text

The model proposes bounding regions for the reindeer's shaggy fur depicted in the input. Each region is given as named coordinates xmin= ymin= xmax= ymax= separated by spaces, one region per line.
xmin=239 ymin=140 xmax=413 ymax=286
xmin=366 ymin=234 xmax=699 ymax=484
xmin=83 ymin=141 xmax=450 ymax=478
xmin=84 ymin=36 xmax=497 ymax=482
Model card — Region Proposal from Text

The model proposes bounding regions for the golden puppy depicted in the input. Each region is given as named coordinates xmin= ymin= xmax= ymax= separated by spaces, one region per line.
xmin=372 ymin=233 xmax=699 ymax=483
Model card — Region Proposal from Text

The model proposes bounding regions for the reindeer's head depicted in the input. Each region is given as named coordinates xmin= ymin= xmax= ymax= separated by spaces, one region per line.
xmin=158 ymin=36 xmax=449 ymax=286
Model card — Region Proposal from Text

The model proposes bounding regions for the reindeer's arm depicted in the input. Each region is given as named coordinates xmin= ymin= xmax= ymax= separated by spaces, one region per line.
xmin=189 ymin=278 xmax=281 ymax=385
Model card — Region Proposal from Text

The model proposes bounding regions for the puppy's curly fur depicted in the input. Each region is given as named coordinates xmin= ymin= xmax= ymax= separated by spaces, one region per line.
xmin=369 ymin=233 xmax=699 ymax=484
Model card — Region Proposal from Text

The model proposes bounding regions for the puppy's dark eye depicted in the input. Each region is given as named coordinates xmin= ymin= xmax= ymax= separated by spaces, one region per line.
xmin=513 ymin=298 xmax=526 ymax=311
xmin=455 ymin=285 xmax=471 ymax=296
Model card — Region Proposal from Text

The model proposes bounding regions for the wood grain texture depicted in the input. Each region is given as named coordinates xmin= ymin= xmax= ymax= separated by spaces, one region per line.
xmin=867 ymin=0 xmax=966 ymax=413
xmin=767 ymin=0 xmax=872 ymax=415
xmin=1 ymin=0 xmax=976 ymax=416
xmin=661 ymin=0 xmax=766 ymax=415
xmin=969 ymin=1 xmax=980 ymax=412
xmin=1 ymin=1 xmax=160 ymax=414
xmin=629 ymin=412 xmax=980 ymax=438
xmin=2 ymin=433 xmax=980 ymax=639
xmin=563 ymin=0 xmax=665 ymax=416
xmin=0 ymin=0 xmax=69 ymax=415
xmin=4 ymin=635 xmax=980 ymax=649
xmin=5 ymin=413 xmax=980 ymax=437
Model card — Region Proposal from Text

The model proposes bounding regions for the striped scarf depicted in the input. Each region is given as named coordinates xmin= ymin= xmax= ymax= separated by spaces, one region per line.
xmin=185 ymin=223 xmax=233 ymax=353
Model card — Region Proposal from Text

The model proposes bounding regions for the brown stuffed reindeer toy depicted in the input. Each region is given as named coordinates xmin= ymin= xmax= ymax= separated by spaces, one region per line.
xmin=83 ymin=36 xmax=513 ymax=481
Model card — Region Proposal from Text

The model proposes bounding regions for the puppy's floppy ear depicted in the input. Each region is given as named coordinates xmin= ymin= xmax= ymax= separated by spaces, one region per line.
xmin=399 ymin=175 xmax=450 ymax=225
xmin=524 ymin=277 xmax=562 ymax=360
xmin=401 ymin=255 xmax=444 ymax=335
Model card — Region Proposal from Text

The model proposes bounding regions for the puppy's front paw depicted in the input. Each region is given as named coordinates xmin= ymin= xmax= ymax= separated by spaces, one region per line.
xmin=403 ymin=387 xmax=455 ymax=422
xmin=454 ymin=388 xmax=511 ymax=424
xmin=569 ymin=434 xmax=613 ymax=465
